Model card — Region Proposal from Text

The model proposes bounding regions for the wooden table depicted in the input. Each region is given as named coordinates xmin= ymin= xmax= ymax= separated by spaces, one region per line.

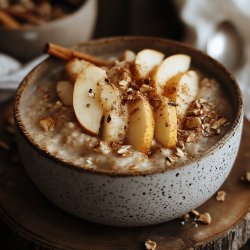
xmin=0 ymin=100 xmax=250 ymax=250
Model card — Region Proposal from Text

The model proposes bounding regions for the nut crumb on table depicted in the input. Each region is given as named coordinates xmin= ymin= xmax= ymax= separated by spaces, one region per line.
xmin=216 ymin=190 xmax=226 ymax=202
xmin=181 ymin=210 xmax=212 ymax=226
xmin=145 ymin=239 xmax=157 ymax=250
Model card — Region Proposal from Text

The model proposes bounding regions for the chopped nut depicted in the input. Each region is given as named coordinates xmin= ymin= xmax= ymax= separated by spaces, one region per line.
xmin=191 ymin=209 xmax=200 ymax=217
xmin=39 ymin=117 xmax=55 ymax=132
xmin=139 ymin=84 xmax=153 ymax=93
xmin=186 ymin=132 xmax=197 ymax=143
xmin=127 ymin=87 xmax=133 ymax=93
xmin=119 ymin=80 xmax=129 ymax=88
xmin=50 ymin=101 xmax=63 ymax=112
xmin=216 ymin=191 xmax=226 ymax=202
xmin=211 ymin=118 xmax=227 ymax=130
xmin=176 ymin=147 xmax=186 ymax=158
xmin=177 ymin=140 xmax=185 ymax=150
xmin=145 ymin=239 xmax=157 ymax=250
xmin=0 ymin=140 xmax=10 ymax=151
xmin=185 ymin=117 xmax=202 ymax=129
xmin=197 ymin=212 xmax=212 ymax=225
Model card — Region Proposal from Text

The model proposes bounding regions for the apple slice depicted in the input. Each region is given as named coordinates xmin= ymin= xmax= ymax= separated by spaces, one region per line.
xmin=73 ymin=64 xmax=106 ymax=135
xmin=154 ymin=96 xmax=177 ymax=148
xmin=134 ymin=49 xmax=164 ymax=79
xmin=97 ymin=83 xmax=129 ymax=142
xmin=56 ymin=81 xmax=73 ymax=106
xmin=65 ymin=59 xmax=92 ymax=82
xmin=127 ymin=96 xmax=155 ymax=154
xmin=164 ymin=70 xmax=199 ymax=119
xmin=119 ymin=50 xmax=136 ymax=62
xmin=152 ymin=54 xmax=191 ymax=94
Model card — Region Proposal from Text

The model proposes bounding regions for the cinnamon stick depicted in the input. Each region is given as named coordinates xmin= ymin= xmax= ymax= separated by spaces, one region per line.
xmin=0 ymin=10 xmax=20 ymax=29
xmin=45 ymin=43 xmax=113 ymax=67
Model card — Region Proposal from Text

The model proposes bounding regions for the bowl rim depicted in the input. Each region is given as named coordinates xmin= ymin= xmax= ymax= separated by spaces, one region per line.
xmin=14 ymin=36 xmax=243 ymax=177
xmin=0 ymin=0 xmax=93 ymax=31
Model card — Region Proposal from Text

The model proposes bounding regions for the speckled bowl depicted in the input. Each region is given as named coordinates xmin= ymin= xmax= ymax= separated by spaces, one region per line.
xmin=0 ymin=0 xmax=97 ymax=61
xmin=14 ymin=37 xmax=243 ymax=227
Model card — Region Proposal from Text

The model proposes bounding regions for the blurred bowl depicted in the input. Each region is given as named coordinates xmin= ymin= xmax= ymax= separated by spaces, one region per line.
xmin=15 ymin=37 xmax=243 ymax=226
xmin=0 ymin=0 xmax=97 ymax=62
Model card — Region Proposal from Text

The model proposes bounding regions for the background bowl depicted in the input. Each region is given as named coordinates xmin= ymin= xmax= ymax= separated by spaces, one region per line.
xmin=15 ymin=37 xmax=243 ymax=226
xmin=0 ymin=0 xmax=97 ymax=62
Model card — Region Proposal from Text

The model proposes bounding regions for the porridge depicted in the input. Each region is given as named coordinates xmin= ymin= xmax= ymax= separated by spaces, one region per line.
xmin=24 ymin=49 xmax=232 ymax=174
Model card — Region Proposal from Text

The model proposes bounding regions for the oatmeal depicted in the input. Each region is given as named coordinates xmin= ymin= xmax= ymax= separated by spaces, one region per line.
xmin=24 ymin=49 xmax=232 ymax=174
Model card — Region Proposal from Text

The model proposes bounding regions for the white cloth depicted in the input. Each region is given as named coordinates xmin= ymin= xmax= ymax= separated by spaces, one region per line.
xmin=176 ymin=0 xmax=250 ymax=120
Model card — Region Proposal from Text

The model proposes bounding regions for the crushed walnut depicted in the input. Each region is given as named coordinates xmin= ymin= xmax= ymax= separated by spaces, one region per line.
xmin=181 ymin=210 xmax=212 ymax=226
xmin=183 ymin=98 xmax=228 ymax=138
xmin=191 ymin=209 xmax=200 ymax=217
xmin=216 ymin=190 xmax=226 ymax=202
xmin=197 ymin=212 xmax=212 ymax=225
xmin=145 ymin=239 xmax=157 ymax=250
xmin=39 ymin=117 xmax=55 ymax=132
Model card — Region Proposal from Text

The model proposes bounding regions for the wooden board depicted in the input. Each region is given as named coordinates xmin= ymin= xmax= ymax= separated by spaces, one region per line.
xmin=0 ymin=101 xmax=250 ymax=250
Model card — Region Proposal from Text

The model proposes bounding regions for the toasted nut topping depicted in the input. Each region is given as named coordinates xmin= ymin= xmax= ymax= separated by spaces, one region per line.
xmin=216 ymin=191 xmax=226 ymax=202
xmin=139 ymin=84 xmax=153 ymax=93
xmin=39 ymin=117 xmax=55 ymax=132
xmin=176 ymin=147 xmax=186 ymax=158
xmin=198 ymin=212 xmax=212 ymax=225
xmin=145 ymin=239 xmax=157 ymax=250
xmin=119 ymin=80 xmax=129 ymax=88
xmin=185 ymin=117 xmax=202 ymax=129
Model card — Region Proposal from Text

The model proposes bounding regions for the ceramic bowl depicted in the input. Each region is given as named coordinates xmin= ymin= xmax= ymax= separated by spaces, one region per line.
xmin=0 ymin=0 xmax=97 ymax=62
xmin=14 ymin=37 xmax=243 ymax=227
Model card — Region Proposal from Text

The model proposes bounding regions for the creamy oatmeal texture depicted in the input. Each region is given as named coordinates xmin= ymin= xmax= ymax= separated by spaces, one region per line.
xmin=25 ymin=49 xmax=232 ymax=174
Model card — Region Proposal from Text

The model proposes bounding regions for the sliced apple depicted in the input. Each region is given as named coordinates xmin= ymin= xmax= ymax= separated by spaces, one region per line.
xmin=152 ymin=54 xmax=191 ymax=94
xmin=73 ymin=64 xmax=106 ymax=135
xmin=134 ymin=49 xmax=164 ymax=80
xmin=154 ymin=96 xmax=177 ymax=148
xmin=164 ymin=70 xmax=199 ymax=119
xmin=65 ymin=59 xmax=92 ymax=82
xmin=97 ymin=83 xmax=128 ymax=142
xmin=119 ymin=50 xmax=136 ymax=62
xmin=56 ymin=81 xmax=73 ymax=106
xmin=127 ymin=96 xmax=155 ymax=154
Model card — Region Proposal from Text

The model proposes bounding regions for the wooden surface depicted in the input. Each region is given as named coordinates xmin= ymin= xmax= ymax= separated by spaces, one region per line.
xmin=1 ymin=101 xmax=250 ymax=250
